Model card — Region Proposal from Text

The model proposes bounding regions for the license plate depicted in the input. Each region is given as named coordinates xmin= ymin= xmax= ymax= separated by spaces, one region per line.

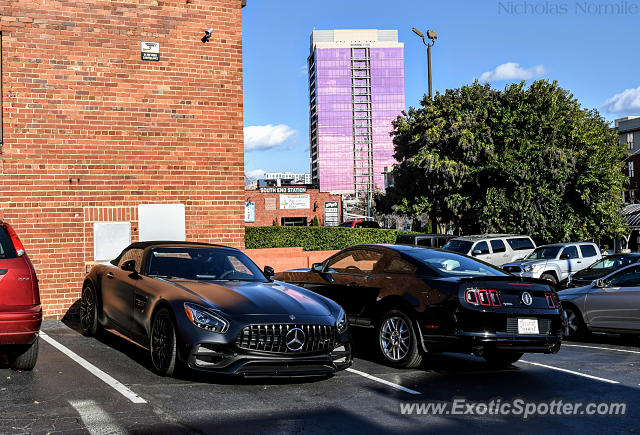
xmin=517 ymin=318 xmax=539 ymax=334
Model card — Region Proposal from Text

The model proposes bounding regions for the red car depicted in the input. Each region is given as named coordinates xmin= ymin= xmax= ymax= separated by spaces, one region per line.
xmin=0 ymin=220 xmax=41 ymax=370
xmin=338 ymin=220 xmax=380 ymax=228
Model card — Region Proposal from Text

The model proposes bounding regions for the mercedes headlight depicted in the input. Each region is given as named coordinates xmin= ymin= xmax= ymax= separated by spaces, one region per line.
xmin=184 ymin=303 xmax=229 ymax=333
xmin=336 ymin=308 xmax=348 ymax=334
xmin=523 ymin=264 xmax=537 ymax=272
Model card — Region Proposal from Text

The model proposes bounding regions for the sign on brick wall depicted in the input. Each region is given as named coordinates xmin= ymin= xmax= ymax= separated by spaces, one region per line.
xmin=280 ymin=194 xmax=310 ymax=210
xmin=140 ymin=41 xmax=160 ymax=61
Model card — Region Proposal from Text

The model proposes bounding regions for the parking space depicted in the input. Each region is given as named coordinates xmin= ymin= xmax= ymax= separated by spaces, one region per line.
xmin=1 ymin=322 xmax=639 ymax=434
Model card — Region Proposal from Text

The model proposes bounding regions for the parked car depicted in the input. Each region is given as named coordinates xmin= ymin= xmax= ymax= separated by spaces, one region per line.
xmin=338 ymin=220 xmax=380 ymax=228
xmin=0 ymin=220 xmax=42 ymax=371
xmin=562 ymin=253 xmax=640 ymax=289
xmin=442 ymin=234 xmax=536 ymax=266
xmin=275 ymin=244 xmax=562 ymax=369
xmin=559 ymin=262 xmax=640 ymax=338
xmin=502 ymin=242 xmax=601 ymax=286
xmin=395 ymin=233 xmax=454 ymax=248
xmin=80 ymin=241 xmax=352 ymax=376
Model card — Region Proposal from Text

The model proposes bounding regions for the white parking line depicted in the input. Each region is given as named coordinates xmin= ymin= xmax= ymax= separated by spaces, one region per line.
xmin=563 ymin=343 xmax=640 ymax=355
xmin=69 ymin=399 xmax=126 ymax=435
xmin=346 ymin=367 xmax=421 ymax=395
xmin=520 ymin=360 xmax=619 ymax=384
xmin=40 ymin=332 xmax=147 ymax=404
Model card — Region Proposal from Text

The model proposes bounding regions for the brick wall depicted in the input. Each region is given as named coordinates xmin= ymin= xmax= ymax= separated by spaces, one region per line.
xmin=244 ymin=189 xmax=341 ymax=226
xmin=0 ymin=0 xmax=245 ymax=318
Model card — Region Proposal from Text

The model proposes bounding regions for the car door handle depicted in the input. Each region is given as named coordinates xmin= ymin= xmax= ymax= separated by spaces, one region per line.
xmin=577 ymin=261 xmax=582 ymax=263
xmin=107 ymin=272 xmax=114 ymax=279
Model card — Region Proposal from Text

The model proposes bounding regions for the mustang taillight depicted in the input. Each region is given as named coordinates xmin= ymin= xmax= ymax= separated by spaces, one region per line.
xmin=545 ymin=292 xmax=559 ymax=308
xmin=466 ymin=289 xmax=502 ymax=307
xmin=478 ymin=290 xmax=491 ymax=306
xmin=465 ymin=289 xmax=479 ymax=305
xmin=489 ymin=289 xmax=502 ymax=306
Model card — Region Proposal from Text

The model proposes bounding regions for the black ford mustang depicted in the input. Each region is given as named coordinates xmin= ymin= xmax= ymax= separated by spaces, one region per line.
xmin=80 ymin=241 xmax=351 ymax=376
xmin=276 ymin=244 xmax=562 ymax=368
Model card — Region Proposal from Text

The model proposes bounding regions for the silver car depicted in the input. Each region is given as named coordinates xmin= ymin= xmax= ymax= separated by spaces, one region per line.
xmin=559 ymin=263 xmax=640 ymax=338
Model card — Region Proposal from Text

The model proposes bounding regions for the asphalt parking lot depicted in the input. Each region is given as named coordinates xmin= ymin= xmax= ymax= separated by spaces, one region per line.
xmin=1 ymin=321 xmax=639 ymax=435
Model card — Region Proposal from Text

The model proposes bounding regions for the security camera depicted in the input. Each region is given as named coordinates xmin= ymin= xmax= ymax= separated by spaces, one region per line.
xmin=201 ymin=28 xmax=214 ymax=43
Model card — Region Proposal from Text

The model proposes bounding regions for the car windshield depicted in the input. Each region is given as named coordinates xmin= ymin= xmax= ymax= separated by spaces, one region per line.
xmin=526 ymin=246 xmax=561 ymax=260
xmin=146 ymin=247 xmax=267 ymax=282
xmin=404 ymin=250 xmax=508 ymax=277
xmin=442 ymin=240 xmax=473 ymax=254
xmin=588 ymin=256 xmax=638 ymax=270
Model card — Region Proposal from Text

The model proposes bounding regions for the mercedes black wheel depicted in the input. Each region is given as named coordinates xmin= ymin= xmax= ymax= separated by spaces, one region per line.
xmin=376 ymin=309 xmax=422 ymax=369
xmin=80 ymin=284 xmax=99 ymax=336
xmin=150 ymin=308 xmax=177 ymax=376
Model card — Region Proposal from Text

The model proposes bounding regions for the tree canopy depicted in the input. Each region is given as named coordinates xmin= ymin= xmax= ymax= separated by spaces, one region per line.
xmin=376 ymin=80 xmax=627 ymax=242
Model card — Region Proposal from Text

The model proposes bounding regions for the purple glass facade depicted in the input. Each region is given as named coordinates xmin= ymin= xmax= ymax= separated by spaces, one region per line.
xmin=309 ymin=40 xmax=405 ymax=194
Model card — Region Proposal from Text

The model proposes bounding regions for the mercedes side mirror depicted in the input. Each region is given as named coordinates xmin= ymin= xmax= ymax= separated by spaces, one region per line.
xmin=121 ymin=260 xmax=137 ymax=273
xmin=471 ymin=250 xmax=482 ymax=256
xmin=263 ymin=265 xmax=275 ymax=280
xmin=312 ymin=263 xmax=324 ymax=272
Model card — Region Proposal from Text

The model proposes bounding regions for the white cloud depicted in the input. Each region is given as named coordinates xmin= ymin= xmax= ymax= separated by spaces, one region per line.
xmin=601 ymin=85 xmax=640 ymax=114
xmin=478 ymin=62 xmax=546 ymax=82
xmin=245 ymin=169 xmax=265 ymax=181
xmin=244 ymin=124 xmax=296 ymax=151
xmin=298 ymin=64 xmax=308 ymax=76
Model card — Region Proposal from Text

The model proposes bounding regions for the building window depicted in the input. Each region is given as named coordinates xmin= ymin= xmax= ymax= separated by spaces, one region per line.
xmin=628 ymin=133 xmax=634 ymax=151
xmin=629 ymin=161 xmax=635 ymax=178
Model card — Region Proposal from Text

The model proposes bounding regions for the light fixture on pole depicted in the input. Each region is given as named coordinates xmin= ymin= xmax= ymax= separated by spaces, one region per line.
xmin=412 ymin=27 xmax=437 ymax=99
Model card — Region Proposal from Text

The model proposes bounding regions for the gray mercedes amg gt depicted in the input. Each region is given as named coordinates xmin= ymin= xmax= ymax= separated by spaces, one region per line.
xmin=79 ymin=241 xmax=351 ymax=377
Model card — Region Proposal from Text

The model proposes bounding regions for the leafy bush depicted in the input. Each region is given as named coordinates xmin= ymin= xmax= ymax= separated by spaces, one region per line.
xmin=245 ymin=226 xmax=412 ymax=251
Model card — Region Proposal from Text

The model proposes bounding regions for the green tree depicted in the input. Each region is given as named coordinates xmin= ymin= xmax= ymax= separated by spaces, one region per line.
xmin=376 ymin=80 xmax=627 ymax=242
xmin=310 ymin=215 xmax=319 ymax=226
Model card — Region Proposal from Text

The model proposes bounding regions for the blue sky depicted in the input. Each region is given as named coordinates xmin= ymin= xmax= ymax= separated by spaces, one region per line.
xmin=242 ymin=0 xmax=640 ymax=179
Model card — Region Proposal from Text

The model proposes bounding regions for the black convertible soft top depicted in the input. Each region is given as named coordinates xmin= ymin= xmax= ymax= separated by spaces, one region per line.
xmin=110 ymin=240 xmax=235 ymax=265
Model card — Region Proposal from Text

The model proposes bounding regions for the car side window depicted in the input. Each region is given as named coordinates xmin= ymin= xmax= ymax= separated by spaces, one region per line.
xmin=490 ymin=239 xmax=506 ymax=253
xmin=326 ymin=250 xmax=383 ymax=274
xmin=607 ymin=266 xmax=640 ymax=287
xmin=561 ymin=246 xmax=579 ymax=259
xmin=117 ymin=248 xmax=144 ymax=273
xmin=474 ymin=241 xmax=490 ymax=255
xmin=384 ymin=257 xmax=417 ymax=274
xmin=579 ymin=244 xmax=597 ymax=258
xmin=506 ymin=237 xmax=535 ymax=251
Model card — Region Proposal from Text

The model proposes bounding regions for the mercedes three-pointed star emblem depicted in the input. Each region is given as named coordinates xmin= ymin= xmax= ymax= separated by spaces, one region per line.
xmin=285 ymin=327 xmax=306 ymax=352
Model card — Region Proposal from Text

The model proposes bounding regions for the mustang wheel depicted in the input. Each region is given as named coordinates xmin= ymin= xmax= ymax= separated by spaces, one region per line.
xmin=150 ymin=308 xmax=177 ymax=376
xmin=10 ymin=339 xmax=39 ymax=371
xmin=483 ymin=350 xmax=523 ymax=368
xmin=80 ymin=284 xmax=99 ymax=337
xmin=563 ymin=305 xmax=586 ymax=339
xmin=377 ymin=309 xmax=422 ymax=368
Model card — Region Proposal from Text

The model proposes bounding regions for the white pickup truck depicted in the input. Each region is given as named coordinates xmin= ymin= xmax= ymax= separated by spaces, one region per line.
xmin=501 ymin=242 xmax=602 ymax=285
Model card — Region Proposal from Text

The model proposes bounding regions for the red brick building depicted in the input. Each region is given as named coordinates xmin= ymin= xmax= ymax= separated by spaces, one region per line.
xmin=244 ymin=187 xmax=341 ymax=226
xmin=0 ymin=0 xmax=246 ymax=318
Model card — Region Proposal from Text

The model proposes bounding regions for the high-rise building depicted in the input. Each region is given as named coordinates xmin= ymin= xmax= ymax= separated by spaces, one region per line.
xmin=308 ymin=29 xmax=405 ymax=195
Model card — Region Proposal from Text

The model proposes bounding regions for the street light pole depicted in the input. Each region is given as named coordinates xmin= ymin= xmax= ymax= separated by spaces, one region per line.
xmin=412 ymin=27 xmax=437 ymax=99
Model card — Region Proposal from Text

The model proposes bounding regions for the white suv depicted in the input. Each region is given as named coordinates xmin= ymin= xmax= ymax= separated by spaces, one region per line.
xmin=442 ymin=234 xmax=536 ymax=267
xmin=502 ymin=242 xmax=602 ymax=285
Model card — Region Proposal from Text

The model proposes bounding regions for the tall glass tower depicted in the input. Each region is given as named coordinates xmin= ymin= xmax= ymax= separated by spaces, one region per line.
xmin=308 ymin=29 xmax=405 ymax=196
